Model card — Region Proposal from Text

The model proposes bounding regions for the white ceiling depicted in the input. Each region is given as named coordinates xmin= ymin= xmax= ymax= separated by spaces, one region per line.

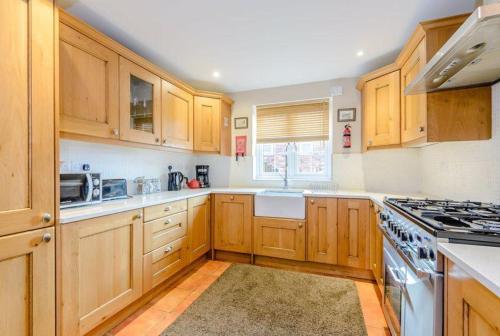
xmin=63 ymin=0 xmax=476 ymax=93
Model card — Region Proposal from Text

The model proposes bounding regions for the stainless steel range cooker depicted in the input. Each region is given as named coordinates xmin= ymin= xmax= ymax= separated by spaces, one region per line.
xmin=380 ymin=198 xmax=499 ymax=336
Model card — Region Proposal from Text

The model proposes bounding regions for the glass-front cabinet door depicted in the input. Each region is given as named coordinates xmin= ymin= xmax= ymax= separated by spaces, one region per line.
xmin=119 ymin=56 xmax=161 ymax=145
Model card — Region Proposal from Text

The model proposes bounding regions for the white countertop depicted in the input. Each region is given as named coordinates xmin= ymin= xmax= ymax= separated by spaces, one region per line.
xmin=59 ymin=187 xmax=412 ymax=224
xmin=438 ymin=242 xmax=500 ymax=297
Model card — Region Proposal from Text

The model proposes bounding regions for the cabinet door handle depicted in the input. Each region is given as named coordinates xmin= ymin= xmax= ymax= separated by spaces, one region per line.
xmin=310 ymin=199 xmax=315 ymax=204
xmin=112 ymin=128 xmax=119 ymax=136
xmin=298 ymin=222 xmax=303 ymax=228
xmin=134 ymin=213 xmax=142 ymax=220
xmin=162 ymin=139 xmax=167 ymax=144
xmin=42 ymin=213 xmax=52 ymax=223
xmin=419 ymin=126 xmax=425 ymax=132
xmin=42 ymin=233 xmax=52 ymax=243
xmin=155 ymin=138 xmax=160 ymax=143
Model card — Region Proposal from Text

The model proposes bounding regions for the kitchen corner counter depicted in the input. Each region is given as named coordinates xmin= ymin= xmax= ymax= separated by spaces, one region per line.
xmin=59 ymin=187 xmax=420 ymax=224
xmin=438 ymin=242 xmax=500 ymax=297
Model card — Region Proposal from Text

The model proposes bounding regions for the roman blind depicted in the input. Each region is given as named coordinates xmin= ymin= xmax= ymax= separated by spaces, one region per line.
xmin=256 ymin=99 xmax=329 ymax=144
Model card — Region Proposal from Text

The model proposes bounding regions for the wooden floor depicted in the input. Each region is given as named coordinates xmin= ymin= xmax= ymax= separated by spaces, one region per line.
xmin=107 ymin=260 xmax=390 ymax=336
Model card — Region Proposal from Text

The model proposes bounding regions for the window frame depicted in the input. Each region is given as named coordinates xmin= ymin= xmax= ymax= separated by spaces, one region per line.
xmin=252 ymin=97 xmax=333 ymax=182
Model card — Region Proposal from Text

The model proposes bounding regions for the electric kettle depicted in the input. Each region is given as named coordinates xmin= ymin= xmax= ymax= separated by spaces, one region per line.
xmin=167 ymin=166 xmax=186 ymax=191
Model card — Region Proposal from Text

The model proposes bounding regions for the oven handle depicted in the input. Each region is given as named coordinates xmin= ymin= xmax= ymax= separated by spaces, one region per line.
xmin=380 ymin=224 xmax=434 ymax=280
xmin=85 ymin=173 xmax=93 ymax=202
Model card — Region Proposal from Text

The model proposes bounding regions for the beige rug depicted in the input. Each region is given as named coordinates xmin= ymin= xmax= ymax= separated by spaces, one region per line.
xmin=162 ymin=264 xmax=367 ymax=336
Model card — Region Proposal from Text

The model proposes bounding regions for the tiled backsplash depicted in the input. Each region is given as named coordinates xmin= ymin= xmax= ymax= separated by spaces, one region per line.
xmin=419 ymin=82 xmax=500 ymax=203
xmin=60 ymin=140 xmax=230 ymax=194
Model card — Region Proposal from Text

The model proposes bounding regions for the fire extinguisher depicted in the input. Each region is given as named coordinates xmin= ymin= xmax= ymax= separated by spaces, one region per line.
xmin=343 ymin=124 xmax=351 ymax=148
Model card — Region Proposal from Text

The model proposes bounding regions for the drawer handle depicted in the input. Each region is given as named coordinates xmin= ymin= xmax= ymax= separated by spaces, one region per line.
xmin=164 ymin=219 xmax=172 ymax=225
xmin=164 ymin=206 xmax=172 ymax=212
xmin=229 ymin=196 xmax=234 ymax=201
xmin=164 ymin=246 xmax=173 ymax=253
xmin=42 ymin=213 xmax=52 ymax=223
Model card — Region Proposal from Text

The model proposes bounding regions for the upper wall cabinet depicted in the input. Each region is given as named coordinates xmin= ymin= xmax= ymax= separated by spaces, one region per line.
xmin=363 ymin=71 xmax=401 ymax=149
xmin=194 ymin=96 xmax=221 ymax=152
xmin=0 ymin=0 xmax=55 ymax=237
xmin=162 ymin=81 xmax=194 ymax=150
xmin=59 ymin=23 xmax=120 ymax=139
xmin=58 ymin=10 xmax=232 ymax=152
xmin=119 ymin=57 xmax=162 ymax=145
xmin=359 ymin=14 xmax=492 ymax=150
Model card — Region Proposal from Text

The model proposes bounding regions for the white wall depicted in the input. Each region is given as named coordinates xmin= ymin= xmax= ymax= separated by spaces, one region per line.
xmin=228 ymin=78 xmax=421 ymax=193
xmin=60 ymin=140 xmax=230 ymax=193
xmin=419 ymin=82 xmax=500 ymax=203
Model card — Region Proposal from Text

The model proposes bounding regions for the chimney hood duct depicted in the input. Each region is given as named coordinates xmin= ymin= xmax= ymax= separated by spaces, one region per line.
xmin=405 ymin=3 xmax=500 ymax=95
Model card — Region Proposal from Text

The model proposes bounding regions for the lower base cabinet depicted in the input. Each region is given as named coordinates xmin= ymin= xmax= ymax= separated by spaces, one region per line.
xmin=143 ymin=237 xmax=188 ymax=292
xmin=253 ymin=217 xmax=305 ymax=261
xmin=307 ymin=197 xmax=338 ymax=264
xmin=446 ymin=259 xmax=500 ymax=336
xmin=338 ymin=199 xmax=370 ymax=269
xmin=0 ymin=227 xmax=55 ymax=336
xmin=187 ymin=195 xmax=211 ymax=262
xmin=61 ymin=210 xmax=143 ymax=336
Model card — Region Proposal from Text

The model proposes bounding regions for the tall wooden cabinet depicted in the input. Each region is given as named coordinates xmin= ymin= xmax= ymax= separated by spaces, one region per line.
xmin=213 ymin=194 xmax=253 ymax=253
xmin=119 ymin=57 xmax=162 ymax=145
xmin=0 ymin=227 xmax=55 ymax=336
xmin=162 ymin=81 xmax=194 ymax=150
xmin=61 ymin=210 xmax=143 ymax=335
xmin=0 ymin=0 xmax=55 ymax=237
xmin=363 ymin=71 xmax=401 ymax=149
xmin=187 ymin=195 xmax=211 ymax=262
xmin=445 ymin=259 xmax=500 ymax=336
xmin=307 ymin=198 xmax=338 ymax=264
xmin=194 ymin=96 xmax=221 ymax=152
xmin=59 ymin=23 xmax=120 ymax=139
xmin=337 ymin=199 xmax=370 ymax=269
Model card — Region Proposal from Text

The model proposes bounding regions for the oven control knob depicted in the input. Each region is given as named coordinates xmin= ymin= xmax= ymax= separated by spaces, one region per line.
xmin=428 ymin=249 xmax=436 ymax=261
xmin=417 ymin=246 xmax=429 ymax=259
xmin=400 ymin=231 xmax=409 ymax=242
xmin=93 ymin=178 xmax=100 ymax=186
xmin=396 ymin=227 xmax=402 ymax=238
xmin=392 ymin=225 xmax=399 ymax=234
xmin=92 ymin=189 xmax=100 ymax=197
xmin=380 ymin=213 xmax=389 ymax=221
xmin=408 ymin=233 xmax=414 ymax=243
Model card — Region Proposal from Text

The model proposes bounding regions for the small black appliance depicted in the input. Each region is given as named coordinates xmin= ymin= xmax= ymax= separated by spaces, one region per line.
xmin=195 ymin=165 xmax=210 ymax=188
xmin=167 ymin=166 xmax=186 ymax=191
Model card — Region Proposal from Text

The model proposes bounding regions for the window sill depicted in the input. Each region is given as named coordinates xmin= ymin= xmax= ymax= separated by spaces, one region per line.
xmin=253 ymin=176 xmax=332 ymax=182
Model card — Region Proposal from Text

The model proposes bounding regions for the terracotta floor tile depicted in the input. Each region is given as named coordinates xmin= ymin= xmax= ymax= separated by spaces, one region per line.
xmin=150 ymin=287 xmax=193 ymax=313
xmin=366 ymin=326 xmax=391 ymax=336
xmin=144 ymin=312 xmax=181 ymax=336
xmin=196 ymin=260 xmax=226 ymax=275
xmin=172 ymin=289 xmax=203 ymax=314
xmin=212 ymin=262 xmax=231 ymax=276
xmin=175 ymin=271 xmax=210 ymax=290
xmin=113 ymin=307 xmax=167 ymax=336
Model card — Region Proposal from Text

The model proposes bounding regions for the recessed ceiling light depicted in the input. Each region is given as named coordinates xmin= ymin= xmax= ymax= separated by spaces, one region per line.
xmin=356 ymin=50 xmax=364 ymax=57
xmin=212 ymin=71 xmax=221 ymax=78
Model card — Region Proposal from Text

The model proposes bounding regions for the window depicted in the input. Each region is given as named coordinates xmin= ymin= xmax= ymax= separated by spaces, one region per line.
xmin=253 ymin=99 xmax=331 ymax=181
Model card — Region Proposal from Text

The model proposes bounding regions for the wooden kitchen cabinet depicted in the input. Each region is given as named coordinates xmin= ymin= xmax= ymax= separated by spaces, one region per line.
xmin=363 ymin=71 xmax=401 ymax=149
xmin=61 ymin=210 xmax=143 ymax=335
xmin=0 ymin=0 xmax=55 ymax=237
xmin=307 ymin=197 xmax=338 ymax=264
xmin=369 ymin=203 xmax=384 ymax=295
xmin=338 ymin=199 xmax=370 ymax=269
xmin=119 ymin=56 xmax=162 ymax=145
xmin=0 ymin=227 xmax=55 ymax=336
xmin=213 ymin=194 xmax=253 ymax=254
xmin=187 ymin=195 xmax=211 ymax=262
xmin=59 ymin=22 xmax=120 ymax=139
xmin=194 ymin=96 xmax=221 ymax=152
xmin=161 ymin=81 xmax=194 ymax=150
xmin=220 ymin=100 xmax=232 ymax=156
xmin=445 ymin=259 xmax=500 ymax=336
xmin=253 ymin=217 xmax=306 ymax=261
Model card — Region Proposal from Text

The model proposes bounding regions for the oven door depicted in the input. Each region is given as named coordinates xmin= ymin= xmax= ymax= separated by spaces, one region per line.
xmin=383 ymin=238 xmax=406 ymax=336
xmin=60 ymin=173 xmax=92 ymax=208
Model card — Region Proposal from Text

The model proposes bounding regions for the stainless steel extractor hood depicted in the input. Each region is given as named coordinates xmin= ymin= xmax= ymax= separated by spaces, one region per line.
xmin=405 ymin=3 xmax=500 ymax=95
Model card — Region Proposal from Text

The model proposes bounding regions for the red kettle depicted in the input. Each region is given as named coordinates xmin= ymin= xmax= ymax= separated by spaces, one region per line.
xmin=186 ymin=179 xmax=201 ymax=189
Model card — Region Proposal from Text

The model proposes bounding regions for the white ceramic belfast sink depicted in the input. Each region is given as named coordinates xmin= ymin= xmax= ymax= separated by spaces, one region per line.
xmin=254 ymin=189 xmax=305 ymax=219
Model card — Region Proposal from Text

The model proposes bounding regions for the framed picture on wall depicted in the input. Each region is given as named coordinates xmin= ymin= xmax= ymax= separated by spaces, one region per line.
xmin=337 ymin=108 xmax=356 ymax=122
xmin=234 ymin=117 xmax=249 ymax=129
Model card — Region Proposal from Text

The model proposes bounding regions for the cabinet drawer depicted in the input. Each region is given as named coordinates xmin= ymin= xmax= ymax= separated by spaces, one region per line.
xmin=144 ymin=211 xmax=187 ymax=253
xmin=144 ymin=199 xmax=187 ymax=222
xmin=143 ymin=237 xmax=188 ymax=292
